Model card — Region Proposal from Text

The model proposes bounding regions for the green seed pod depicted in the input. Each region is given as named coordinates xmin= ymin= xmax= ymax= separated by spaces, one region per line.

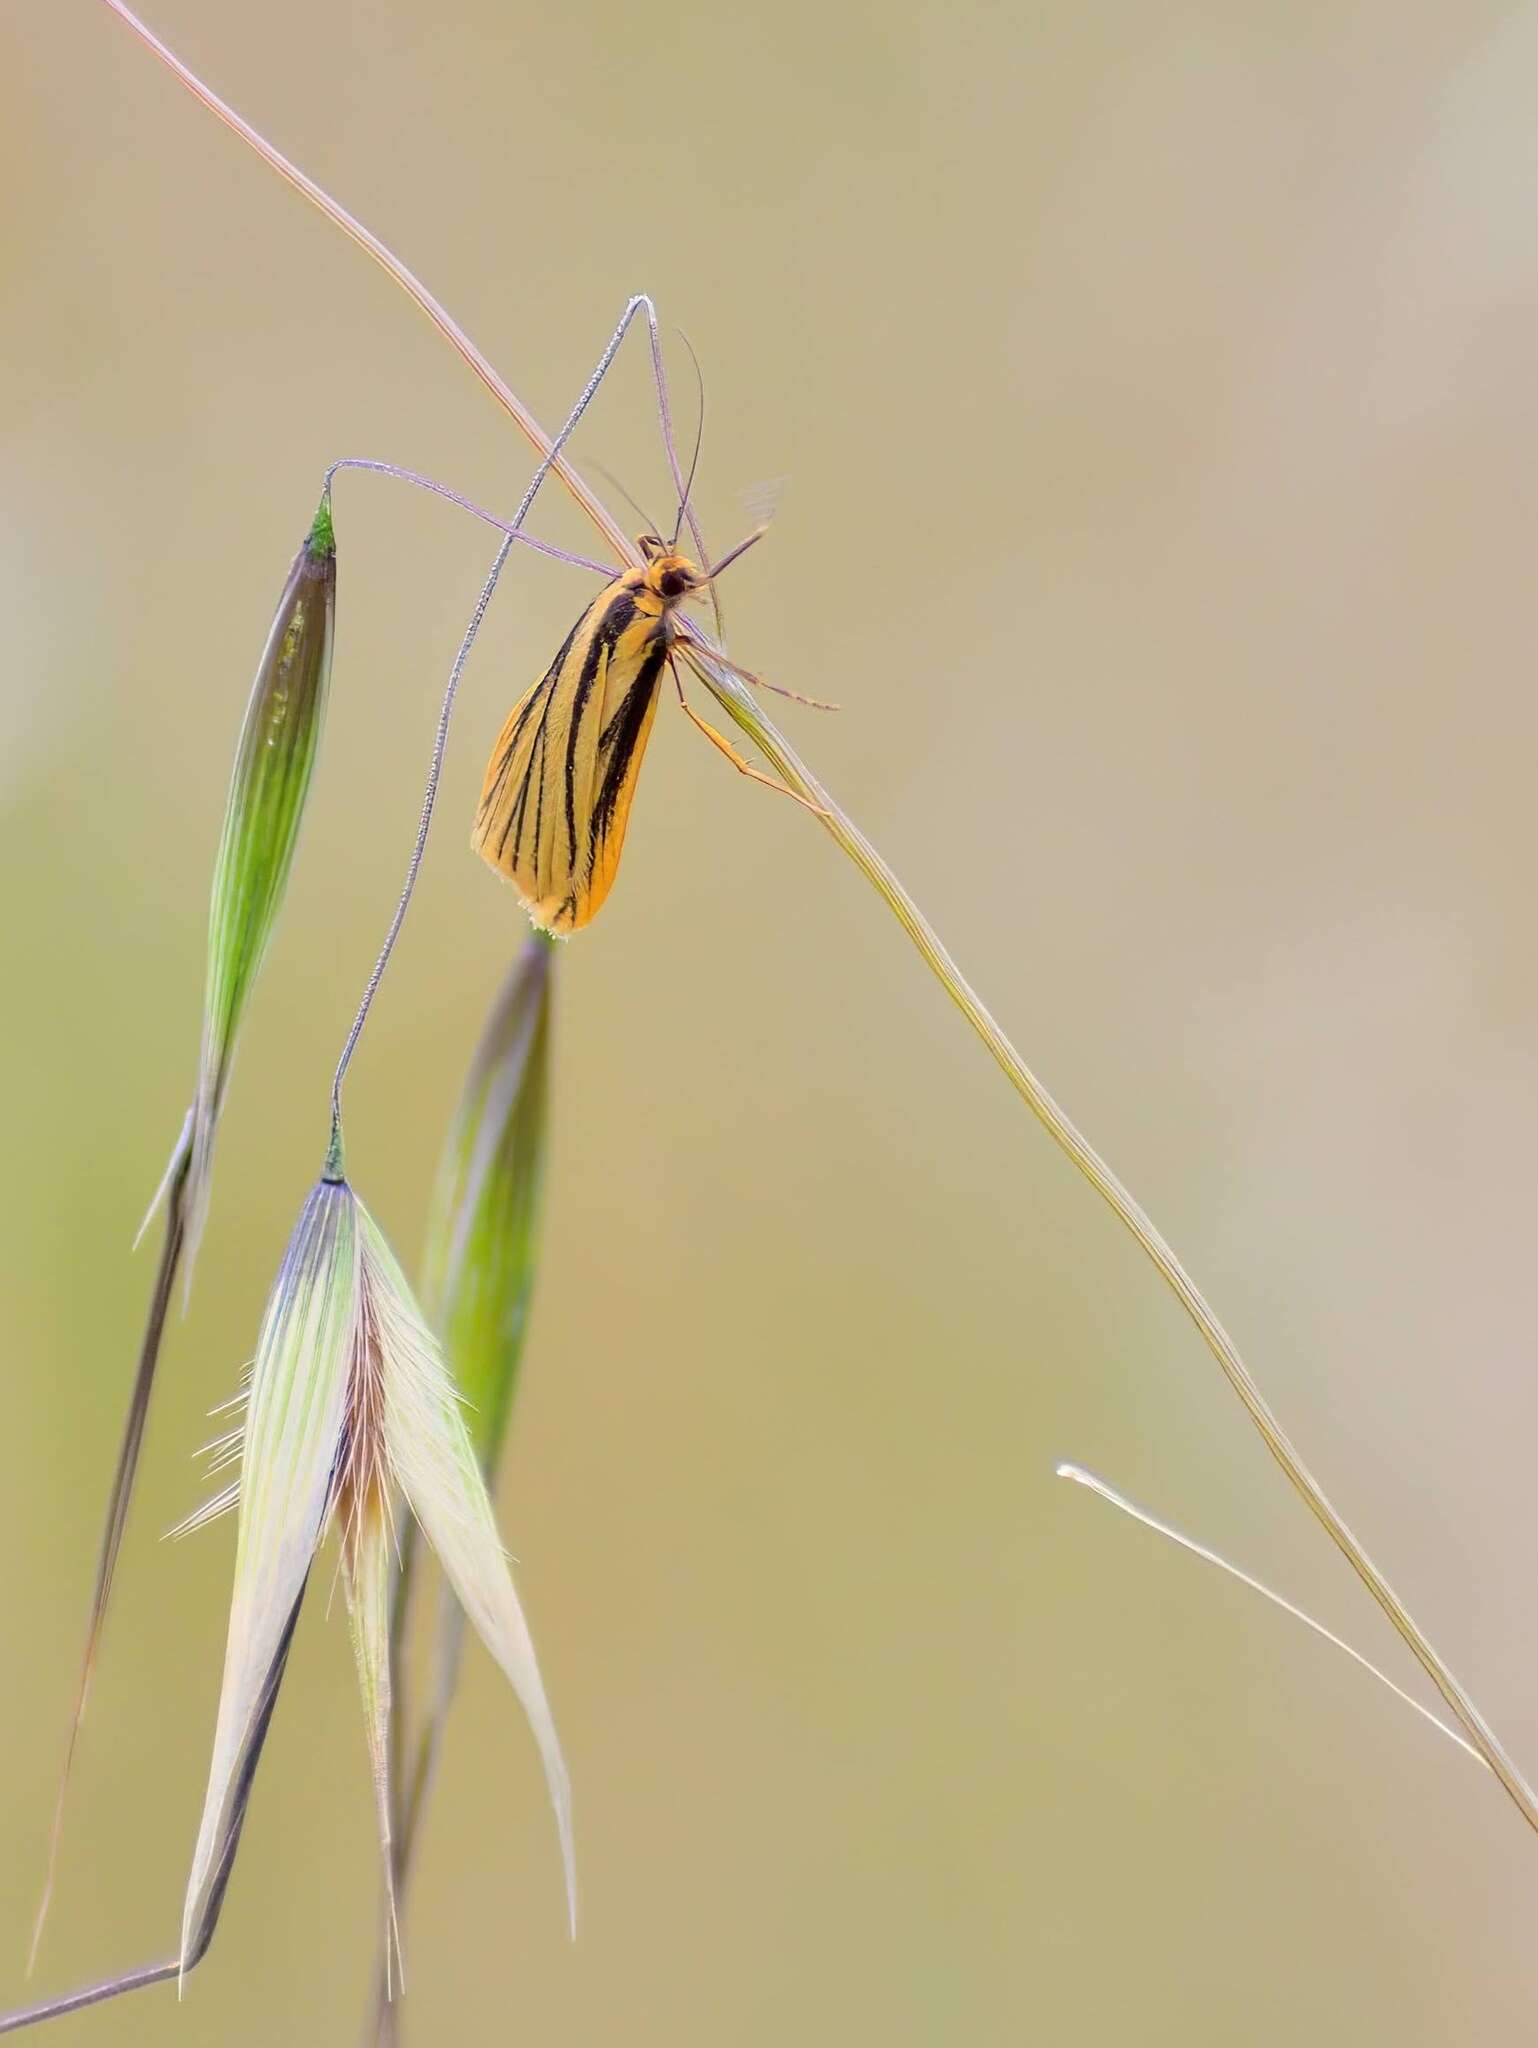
xmin=185 ymin=494 xmax=337 ymax=1273
xmin=421 ymin=931 xmax=553 ymax=1470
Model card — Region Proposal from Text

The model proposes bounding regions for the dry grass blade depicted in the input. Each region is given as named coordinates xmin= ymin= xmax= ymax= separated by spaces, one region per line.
xmin=683 ymin=644 xmax=1538 ymax=1826
xmin=1056 ymin=1462 xmax=1485 ymax=1767
xmin=28 ymin=1128 xmax=189 ymax=1971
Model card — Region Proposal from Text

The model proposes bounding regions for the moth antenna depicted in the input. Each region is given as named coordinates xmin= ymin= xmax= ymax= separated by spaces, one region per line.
xmin=643 ymin=307 xmax=724 ymax=642
xmin=590 ymin=460 xmax=664 ymax=543
xmin=669 ymin=330 xmax=706 ymax=550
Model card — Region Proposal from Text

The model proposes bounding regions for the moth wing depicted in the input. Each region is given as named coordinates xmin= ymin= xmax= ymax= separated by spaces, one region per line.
xmin=473 ymin=612 xmax=604 ymax=931
xmin=473 ymin=585 xmax=665 ymax=934
xmin=472 ymin=658 xmax=561 ymax=886
xmin=568 ymin=645 xmax=665 ymax=930
xmin=552 ymin=636 xmax=607 ymax=912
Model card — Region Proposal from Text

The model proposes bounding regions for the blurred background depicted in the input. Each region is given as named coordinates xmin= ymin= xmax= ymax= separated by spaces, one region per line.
xmin=6 ymin=2 xmax=1538 ymax=2041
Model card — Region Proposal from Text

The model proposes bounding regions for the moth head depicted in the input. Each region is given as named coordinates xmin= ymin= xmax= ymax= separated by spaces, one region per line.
xmin=641 ymin=547 xmax=704 ymax=607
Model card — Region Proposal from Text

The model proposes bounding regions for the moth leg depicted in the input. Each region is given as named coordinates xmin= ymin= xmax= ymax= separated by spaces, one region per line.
xmin=669 ymin=659 xmax=828 ymax=816
xmin=676 ymin=630 xmax=839 ymax=710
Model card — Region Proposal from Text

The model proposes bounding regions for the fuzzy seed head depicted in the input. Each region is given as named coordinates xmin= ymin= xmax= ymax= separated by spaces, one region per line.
xmin=182 ymin=1168 xmax=574 ymax=1982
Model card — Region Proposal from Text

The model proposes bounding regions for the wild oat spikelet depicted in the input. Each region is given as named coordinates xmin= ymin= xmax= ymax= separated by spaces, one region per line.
xmin=181 ymin=1170 xmax=573 ymax=1990
xmin=421 ymin=932 xmax=554 ymax=1466
xmin=182 ymin=495 xmax=337 ymax=1279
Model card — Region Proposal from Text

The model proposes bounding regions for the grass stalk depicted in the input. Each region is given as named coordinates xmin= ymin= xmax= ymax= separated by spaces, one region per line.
xmin=27 ymin=1126 xmax=191 ymax=1971
xmin=1055 ymin=1463 xmax=1486 ymax=1767
xmin=678 ymin=649 xmax=1538 ymax=1825
xmin=2 ymin=1590 xmax=303 ymax=2033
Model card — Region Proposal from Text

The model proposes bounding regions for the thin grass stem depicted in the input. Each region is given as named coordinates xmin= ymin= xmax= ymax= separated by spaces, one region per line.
xmin=29 ymin=1129 xmax=192 ymax=1970
xmin=97 ymin=0 xmax=634 ymax=566
xmin=1055 ymin=1462 xmax=1485 ymax=1767
xmin=5 ymin=1589 xmax=305 ymax=2031
xmin=324 ymin=461 xmax=613 ymax=577
xmin=0 ymin=1958 xmax=178 ymax=2035
xmin=325 ymin=297 xmax=649 ymax=1159
xmin=683 ymin=643 xmax=1538 ymax=1829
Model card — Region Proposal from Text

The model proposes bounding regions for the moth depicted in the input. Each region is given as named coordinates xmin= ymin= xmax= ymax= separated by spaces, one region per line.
xmin=473 ymin=525 xmax=823 ymax=932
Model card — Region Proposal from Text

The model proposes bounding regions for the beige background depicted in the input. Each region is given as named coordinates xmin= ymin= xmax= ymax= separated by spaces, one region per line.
xmin=6 ymin=2 xmax=1538 ymax=2041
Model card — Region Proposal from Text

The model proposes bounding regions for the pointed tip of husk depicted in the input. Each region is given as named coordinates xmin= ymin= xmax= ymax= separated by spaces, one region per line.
xmin=343 ymin=1496 xmax=403 ymax=1996
xmin=309 ymin=493 xmax=335 ymax=561
xmin=307 ymin=490 xmax=335 ymax=559
xmin=181 ymin=1179 xmax=359 ymax=1961
xmin=354 ymin=1198 xmax=576 ymax=1932
xmin=183 ymin=509 xmax=337 ymax=1300
xmin=135 ymin=1109 xmax=193 ymax=1257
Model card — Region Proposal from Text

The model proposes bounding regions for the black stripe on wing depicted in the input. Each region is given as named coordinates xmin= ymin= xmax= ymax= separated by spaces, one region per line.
xmin=590 ymin=643 xmax=667 ymax=857
xmin=560 ymin=593 xmax=637 ymax=868
xmin=477 ymin=613 xmax=584 ymax=844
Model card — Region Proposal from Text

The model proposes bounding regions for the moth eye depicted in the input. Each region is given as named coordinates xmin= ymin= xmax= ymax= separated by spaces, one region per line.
xmin=659 ymin=567 xmax=690 ymax=599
